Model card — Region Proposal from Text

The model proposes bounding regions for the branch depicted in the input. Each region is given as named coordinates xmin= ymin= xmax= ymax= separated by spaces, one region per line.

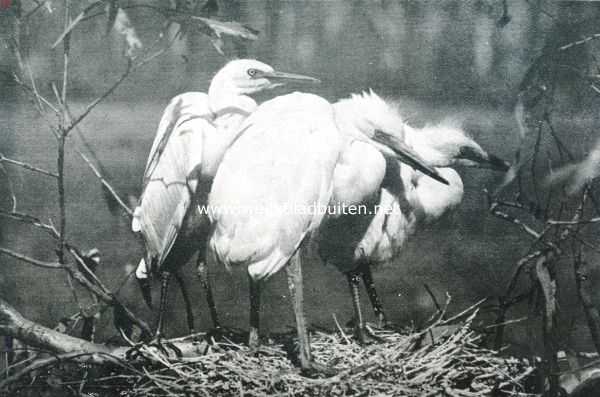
xmin=75 ymin=149 xmax=133 ymax=218
xmin=559 ymin=33 xmax=600 ymax=51
xmin=0 ymin=210 xmax=59 ymax=239
xmin=0 ymin=245 xmax=151 ymax=335
xmin=0 ymin=247 xmax=64 ymax=269
xmin=489 ymin=202 xmax=547 ymax=242
xmin=0 ymin=153 xmax=58 ymax=178
xmin=0 ymin=297 xmax=209 ymax=389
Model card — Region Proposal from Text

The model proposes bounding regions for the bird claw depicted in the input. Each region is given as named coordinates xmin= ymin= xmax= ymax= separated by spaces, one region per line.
xmin=374 ymin=315 xmax=395 ymax=331
xmin=355 ymin=324 xmax=386 ymax=345
xmin=125 ymin=336 xmax=182 ymax=360
xmin=300 ymin=360 xmax=337 ymax=378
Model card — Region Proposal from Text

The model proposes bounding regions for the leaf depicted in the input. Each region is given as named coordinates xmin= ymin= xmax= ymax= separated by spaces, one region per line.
xmin=112 ymin=8 xmax=142 ymax=57
xmin=193 ymin=16 xmax=259 ymax=41
xmin=168 ymin=13 xmax=259 ymax=42
xmin=105 ymin=0 xmax=119 ymax=35
xmin=51 ymin=1 xmax=105 ymax=49
xmin=544 ymin=136 xmax=600 ymax=194
xmin=535 ymin=256 xmax=556 ymax=332
xmin=210 ymin=36 xmax=225 ymax=56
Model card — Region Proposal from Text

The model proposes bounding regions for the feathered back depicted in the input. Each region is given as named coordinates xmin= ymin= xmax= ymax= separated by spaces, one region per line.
xmin=132 ymin=93 xmax=214 ymax=270
xmin=209 ymin=92 xmax=341 ymax=281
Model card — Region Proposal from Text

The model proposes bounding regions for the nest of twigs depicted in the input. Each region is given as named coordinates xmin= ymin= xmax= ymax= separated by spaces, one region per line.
xmin=5 ymin=307 xmax=535 ymax=397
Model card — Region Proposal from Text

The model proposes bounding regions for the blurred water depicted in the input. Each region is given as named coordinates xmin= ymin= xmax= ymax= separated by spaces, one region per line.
xmin=2 ymin=1 xmax=600 ymax=356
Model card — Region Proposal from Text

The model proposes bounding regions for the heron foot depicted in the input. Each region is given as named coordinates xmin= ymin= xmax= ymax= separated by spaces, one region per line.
xmin=375 ymin=314 xmax=394 ymax=330
xmin=300 ymin=360 xmax=337 ymax=378
xmin=125 ymin=335 xmax=182 ymax=360
xmin=248 ymin=327 xmax=260 ymax=353
xmin=355 ymin=324 xmax=386 ymax=345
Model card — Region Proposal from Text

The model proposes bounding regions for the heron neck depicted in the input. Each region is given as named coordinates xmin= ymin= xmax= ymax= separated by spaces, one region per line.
xmin=208 ymin=81 xmax=258 ymax=116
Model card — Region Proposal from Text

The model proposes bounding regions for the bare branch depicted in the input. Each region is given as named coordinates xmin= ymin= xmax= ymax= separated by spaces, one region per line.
xmin=559 ymin=33 xmax=600 ymax=52
xmin=0 ymin=210 xmax=59 ymax=238
xmin=75 ymin=149 xmax=133 ymax=218
xmin=0 ymin=247 xmax=64 ymax=269
xmin=0 ymin=153 xmax=58 ymax=178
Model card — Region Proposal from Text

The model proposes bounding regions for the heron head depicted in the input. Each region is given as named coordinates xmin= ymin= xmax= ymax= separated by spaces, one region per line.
xmin=209 ymin=59 xmax=320 ymax=98
xmin=411 ymin=125 xmax=510 ymax=171
xmin=334 ymin=91 xmax=450 ymax=186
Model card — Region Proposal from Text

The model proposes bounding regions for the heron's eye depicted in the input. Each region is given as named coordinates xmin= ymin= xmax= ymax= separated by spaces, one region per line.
xmin=247 ymin=68 xmax=259 ymax=78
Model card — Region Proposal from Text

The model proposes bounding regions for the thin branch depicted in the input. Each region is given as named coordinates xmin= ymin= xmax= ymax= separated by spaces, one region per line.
xmin=63 ymin=60 xmax=132 ymax=136
xmin=0 ymin=210 xmax=59 ymax=238
xmin=75 ymin=149 xmax=133 ymax=217
xmin=0 ymin=153 xmax=58 ymax=178
xmin=489 ymin=204 xmax=547 ymax=242
xmin=64 ymin=33 xmax=177 ymax=137
xmin=0 ymin=163 xmax=17 ymax=212
xmin=559 ymin=33 xmax=600 ymax=51
xmin=0 ymin=247 xmax=64 ymax=269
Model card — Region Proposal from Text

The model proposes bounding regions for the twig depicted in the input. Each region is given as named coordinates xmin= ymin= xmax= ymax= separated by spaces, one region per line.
xmin=0 ymin=210 xmax=59 ymax=238
xmin=0 ymin=247 xmax=64 ymax=269
xmin=423 ymin=283 xmax=443 ymax=316
xmin=559 ymin=33 xmax=600 ymax=52
xmin=0 ymin=153 xmax=58 ymax=178
xmin=75 ymin=149 xmax=133 ymax=217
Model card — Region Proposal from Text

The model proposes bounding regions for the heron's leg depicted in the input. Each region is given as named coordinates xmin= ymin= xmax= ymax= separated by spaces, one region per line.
xmin=248 ymin=274 xmax=261 ymax=350
xmin=347 ymin=268 xmax=385 ymax=345
xmin=155 ymin=271 xmax=171 ymax=339
xmin=346 ymin=272 xmax=369 ymax=344
xmin=174 ymin=271 xmax=195 ymax=335
xmin=197 ymin=258 xmax=221 ymax=329
xmin=286 ymin=251 xmax=335 ymax=375
xmin=129 ymin=271 xmax=181 ymax=358
xmin=359 ymin=262 xmax=389 ymax=328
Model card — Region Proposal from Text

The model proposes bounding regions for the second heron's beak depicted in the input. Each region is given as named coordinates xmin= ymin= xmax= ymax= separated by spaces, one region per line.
xmin=372 ymin=129 xmax=450 ymax=185
xmin=262 ymin=70 xmax=321 ymax=85
xmin=458 ymin=146 xmax=511 ymax=172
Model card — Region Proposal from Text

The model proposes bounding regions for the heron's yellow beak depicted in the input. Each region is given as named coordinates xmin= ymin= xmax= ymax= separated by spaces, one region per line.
xmin=372 ymin=129 xmax=449 ymax=185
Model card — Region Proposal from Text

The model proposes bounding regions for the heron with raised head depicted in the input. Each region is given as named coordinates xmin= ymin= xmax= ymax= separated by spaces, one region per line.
xmin=132 ymin=59 xmax=320 ymax=341
xmin=206 ymin=91 xmax=448 ymax=373
xmin=317 ymin=91 xmax=510 ymax=343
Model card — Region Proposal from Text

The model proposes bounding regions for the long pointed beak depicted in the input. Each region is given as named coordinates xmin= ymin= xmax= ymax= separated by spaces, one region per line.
xmin=262 ymin=70 xmax=321 ymax=84
xmin=373 ymin=129 xmax=449 ymax=185
xmin=486 ymin=153 xmax=511 ymax=172
xmin=460 ymin=147 xmax=511 ymax=172
xmin=137 ymin=277 xmax=153 ymax=310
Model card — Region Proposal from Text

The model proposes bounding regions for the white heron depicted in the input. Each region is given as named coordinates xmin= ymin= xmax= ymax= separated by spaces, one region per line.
xmin=316 ymin=91 xmax=510 ymax=343
xmin=206 ymin=91 xmax=448 ymax=373
xmin=132 ymin=59 xmax=320 ymax=341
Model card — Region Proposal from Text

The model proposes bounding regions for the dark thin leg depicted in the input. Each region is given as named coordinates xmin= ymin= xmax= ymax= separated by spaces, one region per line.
xmin=156 ymin=271 xmax=171 ymax=338
xmin=174 ymin=271 xmax=195 ymax=334
xmin=359 ymin=263 xmax=388 ymax=327
xmin=347 ymin=272 xmax=369 ymax=344
xmin=286 ymin=251 xmax=334 ymax=375
xmin=248 ymin=274 xmax=261 ymax=350
xmin=197 ymin=259 xmax=220 ymax=329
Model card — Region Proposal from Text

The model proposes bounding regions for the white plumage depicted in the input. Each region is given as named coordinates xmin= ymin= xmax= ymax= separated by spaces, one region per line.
xmin=131 ymin=59 xmax=320 ymax=339
xmin=206 ymin=90 xmax=447 ymax=372
xmin=209 ymin=92 xmax=341 ymax=281
xmin=316 ymin=92 xmax=509 ymax=342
